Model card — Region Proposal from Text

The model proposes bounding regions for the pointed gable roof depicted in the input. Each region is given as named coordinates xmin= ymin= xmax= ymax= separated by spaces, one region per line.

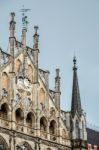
xmin=71 ymin=57 xmax=82 ymax=118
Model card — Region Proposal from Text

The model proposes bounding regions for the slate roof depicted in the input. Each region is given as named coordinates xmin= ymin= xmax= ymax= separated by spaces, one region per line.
xmin=87 ymin=128 xmax=99 ymax=146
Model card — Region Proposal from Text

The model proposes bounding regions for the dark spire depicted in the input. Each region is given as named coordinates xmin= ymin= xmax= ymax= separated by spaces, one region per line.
xmin=71 ymin=56 xmax=82 ymax=117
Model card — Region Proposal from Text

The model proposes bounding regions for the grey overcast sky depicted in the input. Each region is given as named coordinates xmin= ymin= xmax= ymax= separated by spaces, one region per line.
xmin=0 ymin=0 xmax=99 ymax=127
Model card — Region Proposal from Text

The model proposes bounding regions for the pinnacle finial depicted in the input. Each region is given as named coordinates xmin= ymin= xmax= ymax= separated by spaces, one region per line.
xmin=11 ymin=12 xmax=15 ymax=21
xmin=33 ymin=26 xmax=39 ymax=49
xmin=34 ymin=26 xmax=38 ymax=34
xmin=56 ymin=68 xmax=60 ymax=77
xmin=73 ymin=56 xmax=77 ymax=70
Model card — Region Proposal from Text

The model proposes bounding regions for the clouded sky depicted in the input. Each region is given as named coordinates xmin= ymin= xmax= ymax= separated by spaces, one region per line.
xmin=0 ymin=0 xmax=99 ymax=128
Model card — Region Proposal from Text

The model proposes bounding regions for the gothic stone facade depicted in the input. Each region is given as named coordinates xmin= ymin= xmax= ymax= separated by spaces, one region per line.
xmin=0 ymin=12 xmax=87 ymax=150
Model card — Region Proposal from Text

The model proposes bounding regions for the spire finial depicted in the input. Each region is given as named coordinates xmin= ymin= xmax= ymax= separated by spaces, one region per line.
xmin=56 ymin=68 xmax=60 ymax=78
xmin=34 ymin=26 xmax=38 ymax=35
xmin=11 ymin=12 xmax=15 ymax=21
xmin=73 ymin=56 xmax=77 ymax=70
xmin=33 ymin=26 xmax=39 ymax=49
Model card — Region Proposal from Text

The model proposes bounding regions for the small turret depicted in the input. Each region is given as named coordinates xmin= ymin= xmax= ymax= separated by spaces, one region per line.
xmin=55 ymin=68 xmax=61 ymax=110
xmin=10 ymin=12 xmax=16 ymax=37
xmin=21 ymin=16 xmax=28 ymax=48
xmin=32 ymin=26 xmax=39 ymax=83
xmin=9 ymin=12 xmax=16 ymax=72
xmin=33 ymin=26 xmax=39 ymax=50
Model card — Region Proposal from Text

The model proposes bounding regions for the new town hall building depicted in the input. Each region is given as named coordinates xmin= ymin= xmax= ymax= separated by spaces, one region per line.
xmin=0 ymin=12 xmax=98 ymax=150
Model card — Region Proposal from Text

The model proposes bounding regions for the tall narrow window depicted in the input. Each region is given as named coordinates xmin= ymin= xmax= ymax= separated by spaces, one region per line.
xmin=0 ymin=103 xmax=8 ymax=119
xmin=49 ymin=120 xmax=57 ymax=141
xmin=76 ymin=120 xmax=80 ymax=139
xmin=82 ymin=121 xmax=84 ymax=139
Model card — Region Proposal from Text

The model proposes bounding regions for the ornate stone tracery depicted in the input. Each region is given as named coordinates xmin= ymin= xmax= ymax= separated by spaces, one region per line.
xmin=16 ymin=141 xmax=32 ymax=150
xmin=0 ymin=135 xmax=8 ymax=150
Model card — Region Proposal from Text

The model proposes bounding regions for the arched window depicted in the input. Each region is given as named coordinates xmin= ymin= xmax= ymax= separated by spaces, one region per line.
xmin=27 ymin=65 xmax=33 ymax=82
xmin=16 ymin=59 xmax=22 ymax=74
xmin=26 ymin=112 xmax=35 ymax=127
xmin=2 ymin=72 xmax=9 ymax=90
xmin=0 ymin=103 xmax=8 ymax=119
xmin=40 ymin=117 xmax=47 ymax=138
xmin=15 ymin=108 xmax=24 ymax=124
xmin=40 ymin=117 xmax=47 ymax=131
xmin=39 ymin=88 xmax=45 ymax=104
xmin=0 ymin=135 xmax=8 ymax=150
xmin=75 ymin=120 xmax=80 ymax=139
xmin=49 ymin=120 xmax=57 ymax=141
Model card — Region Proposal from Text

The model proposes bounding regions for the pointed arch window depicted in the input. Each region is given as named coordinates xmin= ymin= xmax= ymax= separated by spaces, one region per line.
xmin=15 ymin=108 xmax=24 ymax=124
xmin=0 ymin=103 xmax=9 ymax=119
xmin=40 ymin=117 xmax=47 ymax=138
xmin=49 ymin=120 xmax=57 ymax=141
xmin=26 ymin=112 xmax=35 ymax=128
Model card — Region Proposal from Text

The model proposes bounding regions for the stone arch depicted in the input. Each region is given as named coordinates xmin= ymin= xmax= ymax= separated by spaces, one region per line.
xmin=0 ymin=103 xmax=9 ymax=119
xmin=2 ymin=72 xmax=9 ymax=96
xmin=15 ymin=108 xmax=24 ymax=124
xmin=26 ymin=112 xmax=35 ymax=127
xmin=16 ymin=59 xmax=22 ymax=74
xmin=0 ymin=135 xmax=8 ymax=150
xmin=16 ymin=141 xmax=32 ymax=150
xmin=49 ymin=120 xmax=57 ymax=141
xmin=39 ymin=88 xmax=45 ymax=104
xmin=27 ymin=64 xmax=33 ymax=82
